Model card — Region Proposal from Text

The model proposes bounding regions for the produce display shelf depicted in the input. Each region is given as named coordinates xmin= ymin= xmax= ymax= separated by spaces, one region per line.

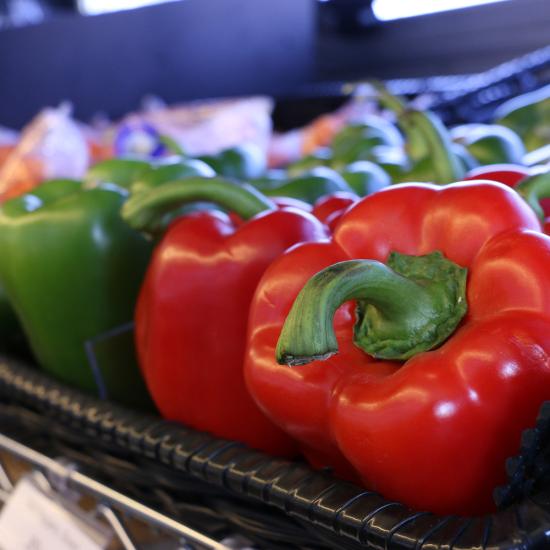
xmin=0 ymin=433 xmax=226 ymax=550
xmin=274 ymin=45 xmax=550 ymax=131
xmin=1 ymin=355 xmax=550 ymax=550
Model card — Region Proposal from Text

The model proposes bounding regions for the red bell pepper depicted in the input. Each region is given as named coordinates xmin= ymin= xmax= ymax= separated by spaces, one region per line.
xmin=244 ymin=180 xmax=550 ymax=515
xmin=464 ymin=163 xmax=531 ymax=187
xmin=465 ymin=164 xmax=550 ymax=217
xmin=232 ymin=193 xmax=358 ymax=233
xmin=271 ymin=196 xmax=313 ymax=212
xmin=312 ymin=191 xmax=359 ymax=231
xmin=122 ymin=178 xmax=326 ymax=456
xmin=228 ymin=195 xmax=312 ymax=227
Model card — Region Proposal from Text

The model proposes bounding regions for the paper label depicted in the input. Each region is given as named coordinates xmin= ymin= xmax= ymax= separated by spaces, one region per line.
xmin=0 ymin=476 xmax=110 ymax=550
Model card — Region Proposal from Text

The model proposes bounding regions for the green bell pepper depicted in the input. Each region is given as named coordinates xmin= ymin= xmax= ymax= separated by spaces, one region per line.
xmin=451 ymin=143 xmax=479 ymax=172
xmin=329 ymin=116 xmax=404 ymax=169
xmin=262 ymin=167 xmax=353 ymax=204
xmin=451 ymin=123 xmax=526 ymax=165
xmin=285 ymin=150 xmax=333 ymax=178
xmin=198 ymin=143 xmax=267 ymax=180
xmin=0 ymin=180 xmax=89 ymax=357
xmin=515 ymin=170 xmax=550 ymax=221
xmin=495 ymin=84 xmax=550 ymax=152
xmin=0 ymin=283 xmax=27 ymax=356
xmin=85 ymin=157 xmax=215 ymax=194
xmin=85 ymin=158 xmax=218 ymax=236
xmin=84 ymin=158 xmax=152 ymax=188
xmin=249 ymin=169 xmax=288 ymax=191
xmin=340 ymin=160 xmax=391 ymax=196
xmin=130 ymin=158 xmax=215 ymax=194
xmin=0 ymin=179 xmax=154 ymax=408
xmin=375 ymin=84 xmax=465 ymax=184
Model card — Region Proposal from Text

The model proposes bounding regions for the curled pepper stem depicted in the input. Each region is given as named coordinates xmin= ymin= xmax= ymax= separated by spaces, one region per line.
xmin=122 ymin=177 xmax=276 ymax=233
xmin=371 ymin=80 xmax=407 ymax=115
xmin=373 ymin=82 xmax=465 ymax=183
xmin=276 ymin=251 xmax=467 ymax=365
xmin=515 ymin=172 xmax=550 ymax=221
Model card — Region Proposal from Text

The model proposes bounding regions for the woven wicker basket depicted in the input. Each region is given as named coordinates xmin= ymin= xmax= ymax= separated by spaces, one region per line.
xmin=0 ymin=355 xmax=549 ymax=549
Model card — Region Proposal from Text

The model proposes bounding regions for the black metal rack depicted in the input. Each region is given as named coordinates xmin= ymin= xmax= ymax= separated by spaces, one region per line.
xmin=1 ymin=356 xmax=550 ymax=549
xmin=272 ymin=45 xmax=550 ymax=131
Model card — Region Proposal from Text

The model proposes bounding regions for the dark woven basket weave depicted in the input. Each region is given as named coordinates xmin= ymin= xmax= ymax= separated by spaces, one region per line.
xmin=0 ymin=356 xmax=550 ymax=549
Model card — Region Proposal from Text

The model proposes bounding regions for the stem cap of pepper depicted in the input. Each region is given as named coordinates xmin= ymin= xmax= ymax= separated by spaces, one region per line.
xmin=276 ymin=251 xmax=468 ymax=365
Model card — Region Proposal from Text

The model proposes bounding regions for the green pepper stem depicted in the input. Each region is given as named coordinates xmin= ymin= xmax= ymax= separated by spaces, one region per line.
xmin=515 ymin=172 xmax=550 ymax=221
xmin=407 ymin=111 xmax=466 ymax=182
xmin=371 ymin=81 xmax=407 ymax=115
xmin=122 ymin=177 xmax=276 ymax=233
xmin=276 ymin=252 xmax=467 ymax=365
xmin=374 ymin=83 xmax=465 ymax=183
xmin=263 ymin=174 xmax=351 ymax=204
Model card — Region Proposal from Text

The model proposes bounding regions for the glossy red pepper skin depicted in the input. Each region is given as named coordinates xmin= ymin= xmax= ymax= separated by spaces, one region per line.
xmin=465 ymin=164 xmax=550 ymax=217
xmin=232 ymin=194 xmax=356 ymax=233
xmin=272 ymin=196 xmax=313 ymax=212
xmin=228 ymin=196 xmax=312 ymax=227
xmin=312 ymin=191 xmax=359 ymax=231
xmin=245 ymin=181 xmax=550 ymax=514
xmin=136 ymin=207 xmax=326 ymax=456
xmin=464 ymin=163 xmax=530 ymax=187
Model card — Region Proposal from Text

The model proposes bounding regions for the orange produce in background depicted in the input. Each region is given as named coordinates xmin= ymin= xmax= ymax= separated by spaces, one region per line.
xmin=0 ymin=105 xmax=89 ymax=203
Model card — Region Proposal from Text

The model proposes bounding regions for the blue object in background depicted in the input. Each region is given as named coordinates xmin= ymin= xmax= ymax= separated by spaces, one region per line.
xmin=114 ymin=121 xmax=166 ymax=159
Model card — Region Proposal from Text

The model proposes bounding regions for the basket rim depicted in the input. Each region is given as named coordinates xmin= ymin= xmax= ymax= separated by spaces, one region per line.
xmin=0 ymin=355 xmax=548 ymax=550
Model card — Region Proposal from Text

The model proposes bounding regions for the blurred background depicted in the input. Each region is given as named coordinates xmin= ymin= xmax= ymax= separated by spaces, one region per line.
xmin=0 ymin=0 xmax=548 ymax=128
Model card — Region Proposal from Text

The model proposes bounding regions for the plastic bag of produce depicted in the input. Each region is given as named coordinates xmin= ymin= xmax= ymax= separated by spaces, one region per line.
xmin=112 ymin=96 xmax=273 ymax=158
xmin=0 ymin=104 xmax=89 ymax=202
xmin=0 ymin=127 xmax=18 ymax=170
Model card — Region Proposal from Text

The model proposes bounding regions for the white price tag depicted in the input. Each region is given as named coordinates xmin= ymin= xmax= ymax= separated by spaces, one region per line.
xmin=0 ymin=476 xmax=111 ymax=550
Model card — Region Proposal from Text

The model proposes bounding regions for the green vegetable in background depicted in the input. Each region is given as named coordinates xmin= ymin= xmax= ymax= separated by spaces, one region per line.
xmin=263 ymin=167 xmax=353 ymax=204
xmin=329 ymin=116 xmax=404 ymax=168
xmin=495 ymin=84 xmax=550 ymax=152
xmin=198 ymin=144 xmax=267 ymax=180
xmin=0 ymin=179 xmax=154 ymax=409
xmin=286 ymin=150 xmax=333 ymax=178
xmin=451 ymin=124 xmax=526 ymax=165
xmin=340 ymin=160 xmax=391 ymax=196
xmin=84 ymin=158 xmax=152 ymax=188
xmin=451 ymin=143 xmax=479 ymax=172
xmin=374 ymin=83 xmax=466 ymax=184
xmin=130 ymin=158 xmax=215 ymax=194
